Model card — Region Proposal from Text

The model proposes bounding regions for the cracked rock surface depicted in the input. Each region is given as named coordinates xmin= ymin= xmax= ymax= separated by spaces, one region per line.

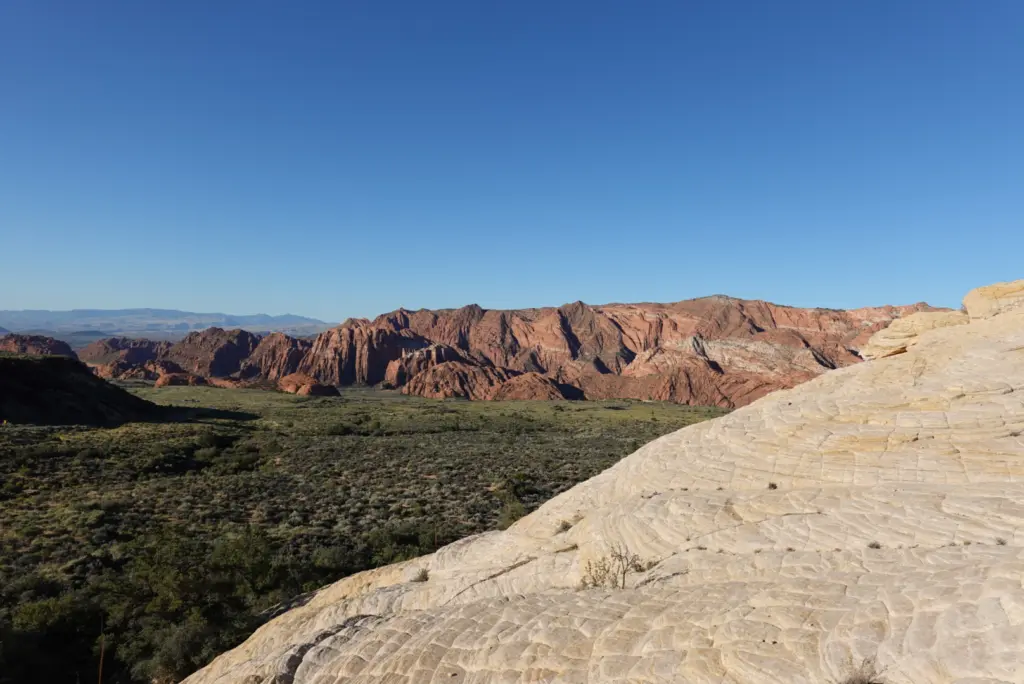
xmin=184 ymin=281 xmax=1024 ymax=684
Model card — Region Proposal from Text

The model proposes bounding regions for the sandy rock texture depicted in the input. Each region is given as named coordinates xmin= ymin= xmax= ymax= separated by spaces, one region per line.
xmin=183 ymin=281 xmax=1024 ymax=684
xmin=963 ymin=280 xmax=1024 ymax=320
xmin=859 ymin=311 xmax=968 ymax=360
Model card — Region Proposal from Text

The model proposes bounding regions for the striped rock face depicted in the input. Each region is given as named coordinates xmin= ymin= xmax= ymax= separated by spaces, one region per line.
xmin=184 ymin=281 xmax=1024 ymax=684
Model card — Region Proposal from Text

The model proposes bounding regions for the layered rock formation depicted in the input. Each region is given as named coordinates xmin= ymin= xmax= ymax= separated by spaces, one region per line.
xmin=383 ymin=344 xmax=467 ymax=388
xmin=83 ymin=329 xmax=259 ymax=387
xmin=297 ymin=325 xmax=425 ymax=386
xmin=78 ymin=336 xmax=171 ymax=366
xmin=154 ymin=372 xmax=208 ymax=387
xmin=185 ymin=280 xmax=1024 ymax=684
xmin=859 ymin=310 xmax=969 ymax=360
xmin=164 ymin=328 xmax=260 ymax=377
xmin=241 ymin=333 xmax=312 ymax=381
xmin=0 ymin=334 xmax=77 ymax=358
xmin=278 ymin=372 xmax=340 ymax=396
xmin=400 ymin=361 xmax=509 ymax=400
xmin=90 ymin=296 xmax=935 ymax=406
xmin=95 ymin=359 xmax=185 ymax=381
xmin=491 ymin=372 xmax=572 ymax=401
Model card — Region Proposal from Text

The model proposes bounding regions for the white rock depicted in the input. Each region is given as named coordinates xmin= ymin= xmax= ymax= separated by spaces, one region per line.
xmin=963 ymin=279 xmax=1024 ymax=319
xmin=859 ymin=310 xmax=968 ymax=359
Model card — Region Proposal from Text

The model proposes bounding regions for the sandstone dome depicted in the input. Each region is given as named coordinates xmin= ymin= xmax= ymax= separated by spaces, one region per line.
xmin=185 ymin=281 xmax=1024 ymax=684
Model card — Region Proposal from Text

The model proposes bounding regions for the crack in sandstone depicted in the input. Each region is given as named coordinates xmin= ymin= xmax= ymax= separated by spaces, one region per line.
xmin=442 ymin=556 xmax=537 ymax=606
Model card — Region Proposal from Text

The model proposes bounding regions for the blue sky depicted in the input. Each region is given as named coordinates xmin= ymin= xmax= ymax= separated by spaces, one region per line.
xmin=1 ymin=1 xmax=1021 ymax=322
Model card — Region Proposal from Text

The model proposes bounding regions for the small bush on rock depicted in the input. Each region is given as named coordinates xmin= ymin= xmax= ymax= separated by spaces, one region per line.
xmin=836 ymin=657 xmax=886 ymax=684
xmin=578 ymin=543 xmax=648 ymax=590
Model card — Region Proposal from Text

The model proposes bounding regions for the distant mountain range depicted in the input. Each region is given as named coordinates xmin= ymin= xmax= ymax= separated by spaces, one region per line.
xmin=0 ymin=309 xmax=330 ymax=347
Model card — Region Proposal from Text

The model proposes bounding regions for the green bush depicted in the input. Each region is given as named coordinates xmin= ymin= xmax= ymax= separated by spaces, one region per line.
xmin=497 ymin=493 xmax=527 ymax=530
xmin=326 ymin=423 xmax=355 ymax=436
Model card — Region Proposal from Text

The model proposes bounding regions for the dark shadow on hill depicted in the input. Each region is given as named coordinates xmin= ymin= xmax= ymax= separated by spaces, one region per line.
xmin=0 ymin=353 xmax=258 ymax=427
xmin=556 ymin=383 xmax=586 ymax=400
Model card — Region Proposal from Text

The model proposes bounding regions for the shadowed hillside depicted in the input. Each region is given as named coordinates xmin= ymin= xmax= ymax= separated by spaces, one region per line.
xmin=0 ymin=354 xmax=160 ymax=426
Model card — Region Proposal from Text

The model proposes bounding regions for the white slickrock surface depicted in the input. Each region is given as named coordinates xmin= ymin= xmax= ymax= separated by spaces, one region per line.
xmin=185 ymin=281 xmax=1024 ymax=684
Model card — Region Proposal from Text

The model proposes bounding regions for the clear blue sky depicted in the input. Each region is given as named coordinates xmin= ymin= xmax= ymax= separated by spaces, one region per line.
xmin=1 ymin=1 xmax=1021 ymax=322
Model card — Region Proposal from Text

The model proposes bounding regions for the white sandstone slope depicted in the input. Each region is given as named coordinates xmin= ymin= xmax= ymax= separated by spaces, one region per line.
xmin=185 ymin=281 xmax=1024 ymax=684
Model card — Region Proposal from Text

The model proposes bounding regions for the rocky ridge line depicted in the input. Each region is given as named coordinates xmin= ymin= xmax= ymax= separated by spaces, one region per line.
xmin=78 ymin=296 xmax=936 ymax=407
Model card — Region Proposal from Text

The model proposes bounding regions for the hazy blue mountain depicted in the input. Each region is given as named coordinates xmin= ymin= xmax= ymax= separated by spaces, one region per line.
xmin=0 ymin=309 xmax=331 ymax=340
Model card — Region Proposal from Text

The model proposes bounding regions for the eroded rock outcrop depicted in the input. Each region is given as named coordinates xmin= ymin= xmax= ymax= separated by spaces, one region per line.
xmin=78 ymin=337 xmax=170 ymax=366
xmin=154 ymin=372 xmax=208 ymax=388
xmin=299 ymin=324 xmax=427 ymax=386
xmin=963 ymin=279 xmax=1024 ymax=319
xmin=278 ymin=372 xmax=339 ymax=397
xmin=383 ymin=344 xmax=466 ymax=388
xmin=184 ymin=280 xmax=1024 ymax=684
xmin=0 ymin=334 xmax=77 ymax=358
xmin=95 ymin=359 xmax=184 ymax=381
xmin=859 ymin=310 xmax=969 ymax=359
xmin=91 ymin=329 xmax=261 ymax=384
xmin=165 ymin=328 xmax=260 ymax=377
xmin=399 ymin=361 xmax=508 ymax=400
xmin=490 ymin=372 xmax=571 ymax=401
xmin=241 ymin=333 xmax=311 ymax=381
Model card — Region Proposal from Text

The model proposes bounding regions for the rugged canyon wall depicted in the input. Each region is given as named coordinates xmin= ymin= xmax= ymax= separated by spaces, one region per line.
xmin=81 ymin=295 xmax=937 ymax=407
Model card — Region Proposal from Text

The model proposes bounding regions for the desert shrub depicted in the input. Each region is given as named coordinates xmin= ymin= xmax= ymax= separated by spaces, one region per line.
xmin=578 ymin=544 xmax=648 ymax=590
xmin=196 ymin=433 xmax=236 ymax=449
xmin=311 ymin=545 xmax=349 ymax=570
xmin=835 ymin=657 xmax=886 ymax=684
xmin=210 ymin=451 xmax=261 ymax=474
xmin=326 ymin=422 xmax=355 ymax=436
xmin=497 ymin=493 xmax=527 ymax=530
xmin=579 ymin=555 xmax=612 ymax=588
xmin=193 ymin=446 xmax=220 ymax=461
xmin=365 ymin=521 xmax=460 ymax=566
xmin=142 ymin=449 xmax=208 ymax=475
